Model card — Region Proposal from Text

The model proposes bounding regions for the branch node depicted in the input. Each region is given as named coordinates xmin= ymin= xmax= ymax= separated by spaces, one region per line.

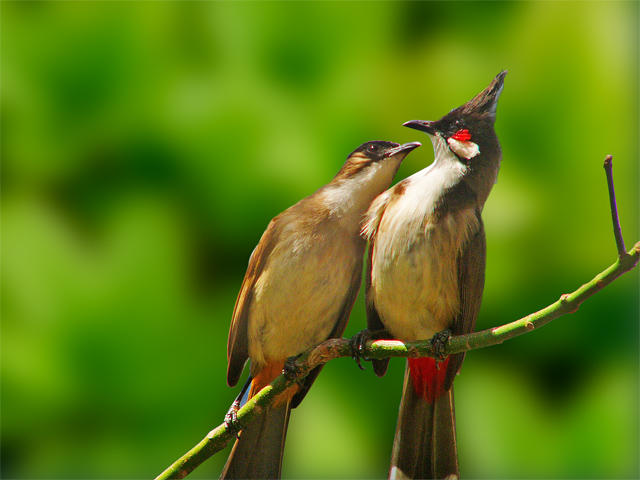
xmin=559 ymin=293 xmax=579 ymax=313
xmin=524 ymin=319 xmax=535 ymax=330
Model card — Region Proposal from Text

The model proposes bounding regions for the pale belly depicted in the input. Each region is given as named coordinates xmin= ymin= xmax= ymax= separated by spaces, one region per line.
xmin=248 ymin=232 xmax=361 ymax=368
xmin=371 ymin=209 xmax=479 ymax=342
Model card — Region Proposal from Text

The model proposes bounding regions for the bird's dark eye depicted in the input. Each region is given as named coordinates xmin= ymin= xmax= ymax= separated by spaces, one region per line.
xmin=368 ymin=144 xmax=376 ymax=152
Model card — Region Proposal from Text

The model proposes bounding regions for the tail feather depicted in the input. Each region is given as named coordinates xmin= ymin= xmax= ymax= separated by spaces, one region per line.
xmin=390 ymin=362 xmax=458 ymax=480
xmin=221 ymin=362 xmax=294 ymax=480
xmin=220 ymin=399 xmax=291 ymax=479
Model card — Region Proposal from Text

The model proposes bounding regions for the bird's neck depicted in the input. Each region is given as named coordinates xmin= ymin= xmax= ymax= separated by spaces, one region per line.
xmin=422 ymin=135 xmax=469 ymax=190
xmin=322 ymin=158 xmax=403 ymax=225
xmin=429 ymin=134 xmax=499 ymax=210
xmin=466 ymin=160 xmax=499 ymax=209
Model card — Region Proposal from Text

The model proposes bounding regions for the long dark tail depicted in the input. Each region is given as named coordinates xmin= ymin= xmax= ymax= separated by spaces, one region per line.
xmin=220 ymin=398 xmax=291 ymax=479
xmin=390 ymin=360 xmax=458 ymax=480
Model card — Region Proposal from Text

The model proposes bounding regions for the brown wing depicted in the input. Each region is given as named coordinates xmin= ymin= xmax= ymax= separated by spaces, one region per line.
xmin=444 ymin=211 xmax=486 ymax=389
xmin=226 ymin=217 xmax=281 ymax=387
xmin=291 ymin=255 xmax=363 ymax=408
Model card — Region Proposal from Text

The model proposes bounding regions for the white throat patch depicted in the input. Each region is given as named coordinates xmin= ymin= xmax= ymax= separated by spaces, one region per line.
xmin=447 ymin=137 xmax=480 ymax=160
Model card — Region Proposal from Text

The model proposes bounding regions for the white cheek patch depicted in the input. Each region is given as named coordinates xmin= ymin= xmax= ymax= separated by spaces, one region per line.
xmin=447 ymin=137 xmax=480 ymax=160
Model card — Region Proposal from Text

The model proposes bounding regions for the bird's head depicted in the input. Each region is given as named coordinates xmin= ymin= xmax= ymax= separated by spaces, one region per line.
xmin=335 ymin=140 xmax=421 ymax=182
xmin=328 ymin=141 xmax=420 ymax=213
xmin=403 ymin=71 xmax=506 ymax=165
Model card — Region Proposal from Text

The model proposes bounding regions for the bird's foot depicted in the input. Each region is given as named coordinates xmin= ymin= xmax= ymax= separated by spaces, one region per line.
xmin=224 ymin=376 xmax=251 ymax=437
xmin=283 ymin=354 xmax=304 ymax=380
xmin=224 ymin=399 xmax=242 ymax=437
xmin=350 ymin=329 xmax=390 ymax=370
xmin=430 ymin=329 xmax=452 ymax=362
xmin=350 ymin=329 xmax=373 ymax=370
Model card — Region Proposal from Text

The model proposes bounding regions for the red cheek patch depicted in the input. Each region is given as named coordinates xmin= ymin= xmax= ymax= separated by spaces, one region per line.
xmin=451 ymin=129 xmax=471 ymax=142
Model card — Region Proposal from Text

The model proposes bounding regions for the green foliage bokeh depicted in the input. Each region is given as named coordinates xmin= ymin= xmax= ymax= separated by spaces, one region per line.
xmin=1 ymin=1 xmax=638 ymax=478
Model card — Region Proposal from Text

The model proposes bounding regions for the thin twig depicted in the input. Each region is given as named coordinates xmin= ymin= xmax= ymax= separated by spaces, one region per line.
xmin=604 ymin=155 xmax=626 ymax=256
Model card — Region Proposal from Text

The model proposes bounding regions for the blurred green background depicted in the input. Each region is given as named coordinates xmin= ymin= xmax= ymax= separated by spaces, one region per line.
xmin=2 ymin=1 xmax=638 ymax=478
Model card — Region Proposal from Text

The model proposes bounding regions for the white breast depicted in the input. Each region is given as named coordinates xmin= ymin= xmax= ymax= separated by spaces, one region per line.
xmin=369 ymin=159 xmax=479 ymax=342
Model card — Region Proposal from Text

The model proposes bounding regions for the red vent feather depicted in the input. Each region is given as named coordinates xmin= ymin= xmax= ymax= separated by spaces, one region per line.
xmin=408 ymin=356 xmax=450 ymax=404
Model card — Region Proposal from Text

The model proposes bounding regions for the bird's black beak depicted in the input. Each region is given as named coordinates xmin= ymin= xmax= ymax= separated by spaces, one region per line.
xmin=403 ymin=120 xmax=437 ymax=135
xmin=384 ymin=141 xmax=421 ymax=158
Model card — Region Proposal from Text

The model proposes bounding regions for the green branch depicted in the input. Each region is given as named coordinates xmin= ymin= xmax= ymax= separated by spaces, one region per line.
xmin=154 ymin=155 xmax=638 ymax=480
xmin=155 ymin=243 xmax=638 ymax=480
